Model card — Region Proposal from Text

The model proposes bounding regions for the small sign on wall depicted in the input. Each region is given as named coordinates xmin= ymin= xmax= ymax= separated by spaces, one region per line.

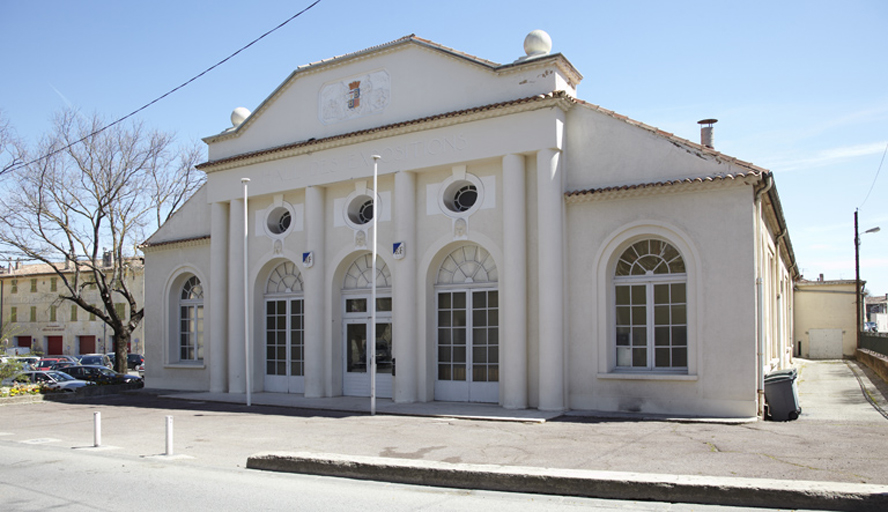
xmin=303 ymin=251 xmax=314 ymax=268
xmin=393 ymin=242 xmax=405 ymax=260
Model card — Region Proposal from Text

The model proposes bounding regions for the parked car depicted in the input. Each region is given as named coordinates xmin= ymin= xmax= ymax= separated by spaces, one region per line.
xmin=127 ymin=354 xmax=144 ymax=370
xmin=78 ymin=354 xmax=112 ymax=367
xmin=59 ymin=365 xmax=143 ymax=387
xmin=8 ymin=357 xmax=38 ymax=371
xmin=34 ymin=358 xmax=67 ymax=371
xmin=1 ymin=370 xmax=95 ymax=392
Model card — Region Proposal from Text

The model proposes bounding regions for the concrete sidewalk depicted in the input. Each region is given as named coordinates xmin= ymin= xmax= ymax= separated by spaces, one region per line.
xmin=3 ymin=359 xmax=887 ymax=510
xmin=166 ymin=358 xmax=888 ymax=510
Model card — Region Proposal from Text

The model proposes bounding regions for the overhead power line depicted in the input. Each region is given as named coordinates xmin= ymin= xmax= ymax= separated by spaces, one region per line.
xmin=6 ymin=0 xmax=322 ymax=174
xmin=859 ymin=139 xmax=887 ymax=209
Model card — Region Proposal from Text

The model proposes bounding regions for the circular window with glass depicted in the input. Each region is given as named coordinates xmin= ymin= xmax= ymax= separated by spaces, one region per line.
xmin=266 ymin=206 xmax=293 ymax=236
xmin=347 ymin=195 xmax=375 ymax=225
xmin=441 ymin=178 xmax=483 ymax=216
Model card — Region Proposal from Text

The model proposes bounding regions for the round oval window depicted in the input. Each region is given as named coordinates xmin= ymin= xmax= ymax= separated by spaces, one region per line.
xmin=267 ymin=207 xmax=292 ymax=235
xmin=347 ymin=195 xmax=375 ymax=226
xmin=453 ymin=185 xmax=477 ymax=212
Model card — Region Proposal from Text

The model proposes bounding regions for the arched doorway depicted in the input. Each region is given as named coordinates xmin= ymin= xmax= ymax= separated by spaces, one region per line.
xmin=434 ymin=244 xmax=499 ymax=403
xmin=264 ymin=261 xmax=304 ymax=393
xmin=342 ymin=254 xmax=392 ymax=398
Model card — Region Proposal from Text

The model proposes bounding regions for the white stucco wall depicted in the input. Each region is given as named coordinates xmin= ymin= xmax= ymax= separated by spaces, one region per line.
xmin=143 ymin=241 xmax=212 ymax=391
xmin=565 ymin=184 xmax=759 ymax=417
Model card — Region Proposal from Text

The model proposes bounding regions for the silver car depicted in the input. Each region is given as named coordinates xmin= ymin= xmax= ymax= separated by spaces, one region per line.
xmin=1 ymin=371 xmax=95 ymax=392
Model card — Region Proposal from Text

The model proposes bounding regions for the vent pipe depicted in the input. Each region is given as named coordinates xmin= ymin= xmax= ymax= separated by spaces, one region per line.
xmin=697 ymin=119 xmax=718 ymax=149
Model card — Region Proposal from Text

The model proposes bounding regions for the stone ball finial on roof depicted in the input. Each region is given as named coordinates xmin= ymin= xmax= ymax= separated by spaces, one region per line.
xmin=231 ymin=107 xmax=251 ymax=127
xmin=523 ymin=30 xmax=552 ymax=57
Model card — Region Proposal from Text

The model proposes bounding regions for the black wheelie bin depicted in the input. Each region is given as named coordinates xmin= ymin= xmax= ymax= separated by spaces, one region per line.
xmin=764 ymin=368 xmax=801 ymax=421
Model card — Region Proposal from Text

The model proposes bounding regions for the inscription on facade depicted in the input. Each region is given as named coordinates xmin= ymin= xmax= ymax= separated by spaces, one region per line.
xmin=308 ymin=133 xmax=469 ymax=178
xmin=265 ymin=133 xmax=469 ymax=184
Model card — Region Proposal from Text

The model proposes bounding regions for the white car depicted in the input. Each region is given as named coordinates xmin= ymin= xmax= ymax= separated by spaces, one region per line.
xmin=1 ymin=371 xmax=95 ymax=392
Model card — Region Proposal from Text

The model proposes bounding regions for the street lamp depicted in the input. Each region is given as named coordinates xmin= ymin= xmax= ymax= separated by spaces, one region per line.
xmin=855 ymin=209 xmax=880 ymax=348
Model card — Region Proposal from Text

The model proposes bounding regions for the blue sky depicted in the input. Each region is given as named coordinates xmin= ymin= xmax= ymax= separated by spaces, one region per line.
xmin=1 ymin=0 xmax=886 ymax=295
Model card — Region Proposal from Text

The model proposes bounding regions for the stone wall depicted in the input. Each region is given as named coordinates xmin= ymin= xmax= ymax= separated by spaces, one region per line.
xmin=856 ymin=348 xmax=888 ymax=384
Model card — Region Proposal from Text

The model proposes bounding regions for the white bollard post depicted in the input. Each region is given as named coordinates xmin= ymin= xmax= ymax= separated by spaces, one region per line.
xmin=165 ymin=416 xmax=173 ymax=456
xmin=94 ymin=412 xmax=101 ymax=447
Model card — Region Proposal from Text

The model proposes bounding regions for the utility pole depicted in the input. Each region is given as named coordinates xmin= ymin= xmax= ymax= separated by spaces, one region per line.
xmin=855 ymin=209 xmax=861 ymax=349
xmin=855 ymin=209 xmax=881 ymax=348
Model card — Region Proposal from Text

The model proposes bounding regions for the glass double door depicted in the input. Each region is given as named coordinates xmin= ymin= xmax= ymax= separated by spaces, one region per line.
xmin=435 ymin=289 xmax=499 ymax=403
xmin=264 ymin=298 xmax=304 ymax=393
xmin=343 ymin=296 xmax=392 ymax=398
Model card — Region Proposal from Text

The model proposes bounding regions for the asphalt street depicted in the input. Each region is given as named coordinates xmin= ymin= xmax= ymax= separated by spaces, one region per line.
xmin=1 ymin=358 xmax=886 ymax=510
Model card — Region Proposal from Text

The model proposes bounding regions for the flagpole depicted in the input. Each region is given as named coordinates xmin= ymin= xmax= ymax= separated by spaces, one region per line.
xmin=242 ymin=178 xmax=251 ymax=407
xmin=370 ymin=155 xmax=380 ymax=416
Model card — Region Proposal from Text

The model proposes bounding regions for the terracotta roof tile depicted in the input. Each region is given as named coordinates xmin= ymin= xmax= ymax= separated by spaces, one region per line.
xmin=564 ymin=171 xmax=764 ymax=198
xmin=139 ymin=235 xmax=211 ymax=250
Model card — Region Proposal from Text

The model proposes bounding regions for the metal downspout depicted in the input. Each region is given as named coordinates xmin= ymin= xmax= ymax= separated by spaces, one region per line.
xmin=754 ymin=173 xmax=773 ymax=417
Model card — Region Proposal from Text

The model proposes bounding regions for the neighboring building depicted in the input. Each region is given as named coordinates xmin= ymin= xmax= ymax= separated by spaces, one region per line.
xmin=0 ymin=258 xmax=144 ymax=357
xmin=142 ymin=32 xmax=797 ymax=418
xmin=867 ymin=294 xmax=887 ymax=332
xmin=793 ymin=277 xmax=858 ymax=358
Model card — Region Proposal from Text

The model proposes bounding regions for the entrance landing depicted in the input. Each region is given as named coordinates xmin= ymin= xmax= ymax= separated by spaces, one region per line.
xmin=158 ymin=391 xmax=560 ymax=423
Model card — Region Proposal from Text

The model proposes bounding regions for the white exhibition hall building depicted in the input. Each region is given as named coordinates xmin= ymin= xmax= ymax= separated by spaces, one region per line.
xmin=142 ymin=31 xmax=797 ymax=418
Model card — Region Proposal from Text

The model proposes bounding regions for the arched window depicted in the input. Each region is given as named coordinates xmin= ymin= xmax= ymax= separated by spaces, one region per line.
xmin=614 ymin=240 xmax=687 ymax=370
xmin=179 ymin=276 xmax=204 ymax=361
xmin=342 ymin=253 xmax=391 ymax=290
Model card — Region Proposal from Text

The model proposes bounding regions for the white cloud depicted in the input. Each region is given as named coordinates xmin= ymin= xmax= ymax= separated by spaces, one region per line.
xmin=764 ymin=141 xmax=887 ymax=172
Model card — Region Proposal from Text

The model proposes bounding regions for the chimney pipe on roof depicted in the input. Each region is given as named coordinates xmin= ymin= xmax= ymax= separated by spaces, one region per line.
xmin=698 ymin=119 xmax=718 ymax=149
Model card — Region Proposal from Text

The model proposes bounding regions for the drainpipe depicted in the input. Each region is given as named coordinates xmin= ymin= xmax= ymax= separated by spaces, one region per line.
xmin=775 ymin=229 xmax=789 ymax=367
xmin=754 ymin=173 xmax=773 ymax=417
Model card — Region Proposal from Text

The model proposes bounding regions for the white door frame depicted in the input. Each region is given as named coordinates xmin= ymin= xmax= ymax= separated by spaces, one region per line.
xmin=434 ymin=287 xmax=499 ymax=403
xmin=264 ymin=297 xmax=305 ymax=394
xmin=342 ymin=294 xmax=392 ymax=398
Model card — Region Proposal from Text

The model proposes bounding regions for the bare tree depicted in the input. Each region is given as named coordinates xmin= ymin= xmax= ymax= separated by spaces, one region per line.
xmin=1 ymin=110 xmax=24 ymax=176
xmin=0 ymin=110 xmax=204 ymax=374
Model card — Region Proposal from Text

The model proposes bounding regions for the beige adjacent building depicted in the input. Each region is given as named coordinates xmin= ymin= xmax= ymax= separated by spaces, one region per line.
xmin=0 ymin=259 xmax=145 ymax=357
xmin=142 ymin=32 xmax=798 ymax=418
xmin=793 ymin=277 xmax=857 ymax=359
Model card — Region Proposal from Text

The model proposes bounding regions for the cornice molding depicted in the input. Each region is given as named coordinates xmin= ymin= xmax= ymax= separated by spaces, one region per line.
xmin=197 ymin=92 xmax=575 ymax=174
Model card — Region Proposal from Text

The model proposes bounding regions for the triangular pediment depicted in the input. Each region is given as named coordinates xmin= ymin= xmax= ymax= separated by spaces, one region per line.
xmin=203 ymin=35 xmax=581 ymax=162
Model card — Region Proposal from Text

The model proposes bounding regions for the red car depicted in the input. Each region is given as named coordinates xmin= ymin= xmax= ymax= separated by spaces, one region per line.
xmin=34 ymin=358 xmax=66 ymax=371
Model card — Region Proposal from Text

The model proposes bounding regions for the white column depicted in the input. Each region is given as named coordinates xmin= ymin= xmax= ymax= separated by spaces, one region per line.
xmin=227 ymin=197 xmax=246 ymax=394
xmin=304 ymin=185 xmax=326 ymax=398
xmin=209 ymin=201 xmax=229 ymax=393
xmin=393 ymin=171 xmax=417 ymax=403
xmin=502 ymin=154 xmax=528 ymax=409
xmin=537 ymin=148 xmax=565 ymax=411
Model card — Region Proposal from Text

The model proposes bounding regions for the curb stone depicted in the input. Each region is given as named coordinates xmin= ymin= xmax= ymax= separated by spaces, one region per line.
xmin=247 ymin=452 xmax=888 ymax=512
